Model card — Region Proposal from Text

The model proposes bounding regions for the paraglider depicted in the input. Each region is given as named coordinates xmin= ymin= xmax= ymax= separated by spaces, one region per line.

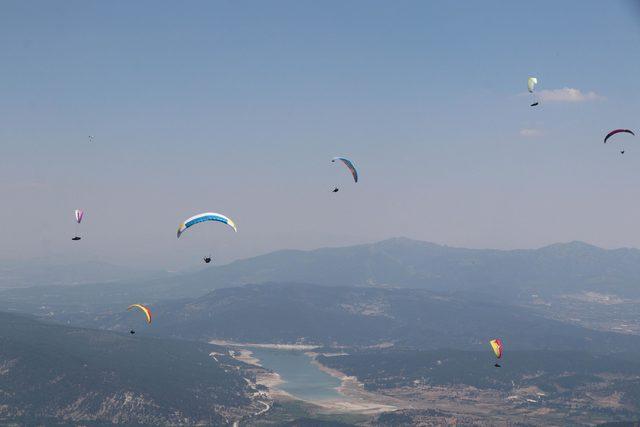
xmin=128 ymin=304 xmax=152 ymax=323
xmin=72 ymin=209 xmax=83 ymax=241
xmin=604 ymin=129 xmax=635 ymax=154
xmin=604 ymin=129 xmax=635 ymax=143
xmin=490 ymin=338 xmax=503 ymax=367
xmin=332 ymin=157 xmax=358 ymax=183
xmin=177 ymin=212 xmax=237 ymax=238
xmin=128 ymin=304 xmax=152 ymax=334
xmin=527 ymin=77 xmax=539 ymax=107
xmin=177 ymin=212 xmax=237 ymax=262
xmin=331 ymin=157 xmax=358 ymax=192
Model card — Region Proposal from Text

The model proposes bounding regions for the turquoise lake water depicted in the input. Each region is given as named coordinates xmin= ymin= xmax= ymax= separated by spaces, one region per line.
xmin=248 ymin=348 xmax=342 ymax=401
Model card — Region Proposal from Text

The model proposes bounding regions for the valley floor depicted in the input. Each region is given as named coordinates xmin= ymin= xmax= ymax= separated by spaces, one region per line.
xmin=219 ymin=341 xmax=640 ymax=426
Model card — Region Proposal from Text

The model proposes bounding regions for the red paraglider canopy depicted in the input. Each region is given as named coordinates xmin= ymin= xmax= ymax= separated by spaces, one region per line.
xmin=604 ymin=129 xmax=635 ymax=144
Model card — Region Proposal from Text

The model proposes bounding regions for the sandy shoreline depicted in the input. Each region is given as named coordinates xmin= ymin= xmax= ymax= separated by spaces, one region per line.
xmin=256 ymin=371 xmax=294 ymax=400
xmin=306 ymin=352 xmax=398 ymax=414
xmin=234 ymin=349 xmax=262 ymax=366
xmin=221 ymin=342 xmax=395 ymax=414
xmin=210 ymin=339 xmax=320 ymax=350
xmin=225 ymin=346 xmax=296 ymax=401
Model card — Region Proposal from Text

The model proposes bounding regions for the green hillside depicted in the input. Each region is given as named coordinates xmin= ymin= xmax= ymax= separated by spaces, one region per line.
xmin=0 ymin=312 xmax=260 ymax=425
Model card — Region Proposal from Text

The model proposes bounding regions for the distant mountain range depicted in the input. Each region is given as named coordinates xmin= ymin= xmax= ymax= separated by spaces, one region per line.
xmin=2 ymin=238 xmax=640 ymax=330
xmin=0 ymin=312 xmax=261 ymax=425
xmin=87 ymin=237 xmax=638 ymax=302
xmin=174 ymin=238 xmax=640 ymax=299
xmin=0 ymin=238 xmax=640 ymax=347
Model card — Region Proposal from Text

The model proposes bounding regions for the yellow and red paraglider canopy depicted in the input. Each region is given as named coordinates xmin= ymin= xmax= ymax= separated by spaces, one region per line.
xmin=128 ymin=304 xmax=152 ymax=324
xmin=490 ymin=338 xmax=503 ymax=359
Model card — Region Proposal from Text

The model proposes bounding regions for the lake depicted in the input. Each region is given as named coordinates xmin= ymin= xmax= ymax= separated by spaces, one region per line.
xmin=248 ymin=347 xmax=343 ymax=401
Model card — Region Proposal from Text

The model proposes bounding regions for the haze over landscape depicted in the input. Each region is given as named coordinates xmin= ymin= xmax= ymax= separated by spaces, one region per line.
xmin=3 ymin=1 xmax=640 ymax=268
xmin=3 ymin=1 xmax=640 ymax=426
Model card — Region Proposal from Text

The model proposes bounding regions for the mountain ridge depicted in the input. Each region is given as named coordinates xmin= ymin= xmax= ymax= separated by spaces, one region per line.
xmin=0 ymin=311 xmax=261 ymax=425
xmin=97 ymin=282 xmax=640 ymax=355
xmin=2 ymin=237 xmax=640 ymax=328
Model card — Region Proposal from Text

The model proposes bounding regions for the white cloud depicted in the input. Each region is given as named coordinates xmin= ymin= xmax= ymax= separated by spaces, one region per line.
xmin=537 ymin=87 xmax=603 ymax=103
xmin=519 ymin=128 xmax=542 ymax=137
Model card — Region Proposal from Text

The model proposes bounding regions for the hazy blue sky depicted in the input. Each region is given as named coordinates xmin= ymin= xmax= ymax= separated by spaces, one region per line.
xmin=2 ymin=1 xmax=640 ymax=269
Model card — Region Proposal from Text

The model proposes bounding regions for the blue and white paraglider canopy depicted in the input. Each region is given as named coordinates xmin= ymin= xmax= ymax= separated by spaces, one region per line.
xmin=177 ymin=212 xmax=237 ymax=238
xmin=332 ymin=157 xmax=358 ymax=183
